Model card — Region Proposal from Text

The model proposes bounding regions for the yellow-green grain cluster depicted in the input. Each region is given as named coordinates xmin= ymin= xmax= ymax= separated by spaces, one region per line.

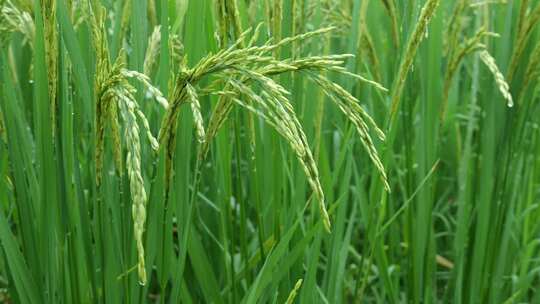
xmin=157 ymin=26 xmax=389 ymax=232
xmin=89 ymin=3 xmax=164 ymax=285
xmin=479 ymin=50 xmax=513 ymax=107
xmin=285 ymin=279 xmax=303 ymax=304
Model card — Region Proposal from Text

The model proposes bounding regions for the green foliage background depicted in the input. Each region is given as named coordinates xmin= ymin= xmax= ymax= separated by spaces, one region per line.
xmin=0 ymin=0 xmax=540 ymax=303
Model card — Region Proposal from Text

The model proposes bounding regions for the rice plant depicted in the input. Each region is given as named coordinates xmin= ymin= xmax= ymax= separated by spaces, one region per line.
xmin=0 ymin=0 xmax=539 ymax=303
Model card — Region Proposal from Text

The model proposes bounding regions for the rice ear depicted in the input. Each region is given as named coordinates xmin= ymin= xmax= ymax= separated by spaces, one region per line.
xmin=117 ymin=88 xmax=148 ymax=285
xmin=186 ymin=83 xmax=206 ymax=143
xmin=227 ymin=79 xmax=332 ymax=231
xmin=479 ymin=50 xmax=514 ymax=107
xmin=160 ymin=26 xmax=391 ymax=233
xmin=389 ymin=0 xmax=440 ymax=126
xmin=90 ymin=3 xmax=168 ymax=284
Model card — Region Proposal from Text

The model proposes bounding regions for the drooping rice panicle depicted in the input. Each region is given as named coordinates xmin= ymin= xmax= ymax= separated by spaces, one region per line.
xmin=136 ymin=109 xmax=159 ymax=151
xmin=227 ymin=79 xmax=331 ymax=231
xmin=116 ymin=87 xmax=148 ymax=285
xmin=88 ymin=2 xmax=167 ymax=285
xmin=185 ymin=83 xmax=206 ymax=143
xmin=307 ymin=72 xmax=390 ymax=192
xmin=164 ymin=26 xmax=337 ymax=157
xmin=479 ymin=50 xmax=513 ymax=107
xmin=158 ymin=25 xmax=389 ymax=234
xmin=121 ymin=69 xmax=169 ymax=109
xmin=95 ymin=64 xmax=163 ymax=284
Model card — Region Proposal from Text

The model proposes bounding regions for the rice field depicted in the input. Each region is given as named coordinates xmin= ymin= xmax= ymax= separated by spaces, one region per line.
xmin=0 ymin=0 xmax=539 ymax=303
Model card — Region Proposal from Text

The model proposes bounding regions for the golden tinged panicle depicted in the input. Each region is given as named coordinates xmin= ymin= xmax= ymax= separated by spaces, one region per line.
xmin=389 ymin=0 xmax=440 ymax=126
xmin=479 ymin=50 xmax=514 ymax=108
